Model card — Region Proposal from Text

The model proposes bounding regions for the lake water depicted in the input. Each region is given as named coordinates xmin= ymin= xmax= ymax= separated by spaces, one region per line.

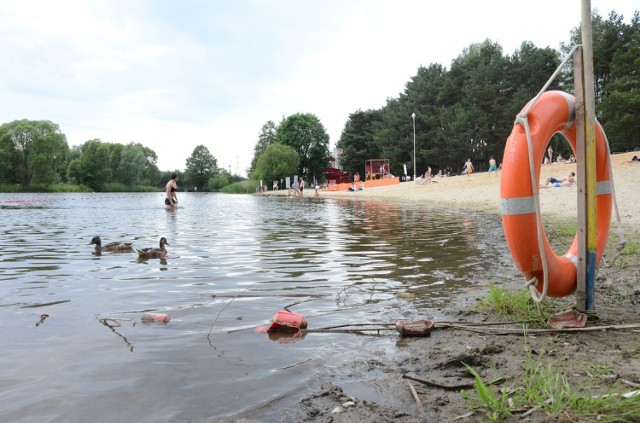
xmin=0 ymin=192 xmax=507 ymax=422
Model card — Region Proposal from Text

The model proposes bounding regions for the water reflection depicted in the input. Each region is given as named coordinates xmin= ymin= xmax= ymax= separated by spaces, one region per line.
xmin=0 ymin=192 xmax=506 ymax=422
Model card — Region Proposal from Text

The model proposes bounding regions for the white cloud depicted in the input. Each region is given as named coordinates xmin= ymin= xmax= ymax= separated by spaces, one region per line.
xmin=0 ymin=0 xmax=637 ymax=176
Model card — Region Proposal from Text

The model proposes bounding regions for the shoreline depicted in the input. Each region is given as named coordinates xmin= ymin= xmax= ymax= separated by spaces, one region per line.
xmin=272 ymin=151 xmax=639 ymax=236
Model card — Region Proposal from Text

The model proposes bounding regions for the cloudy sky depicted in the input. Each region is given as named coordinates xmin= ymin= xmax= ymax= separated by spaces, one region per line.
xmin=0 ymin=1 xmax=637 ymax=176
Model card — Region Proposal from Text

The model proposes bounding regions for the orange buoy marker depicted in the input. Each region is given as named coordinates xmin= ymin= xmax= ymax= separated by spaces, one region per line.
xmin=500 ymin=90 xmax=612 ymax=298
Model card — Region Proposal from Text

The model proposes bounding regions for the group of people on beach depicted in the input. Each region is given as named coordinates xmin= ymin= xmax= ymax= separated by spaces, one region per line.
xmin=289 ymin=177 xmax=306 ymax=197
xmin=544 ymin=146 xmax=576 ymax=165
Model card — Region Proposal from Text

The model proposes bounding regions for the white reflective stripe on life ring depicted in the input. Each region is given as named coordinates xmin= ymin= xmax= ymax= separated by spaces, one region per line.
xmin=500 ymin=196 xmax=536 ymax=216
xmin=597 ymin=180 xmax=611 ymax=196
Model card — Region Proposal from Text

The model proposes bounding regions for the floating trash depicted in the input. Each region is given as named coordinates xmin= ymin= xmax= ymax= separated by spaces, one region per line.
xmin=547 ymin=309 xmax=587 ymax=329
xmin=141 ymin=312 xmax=171 ymax=323
xmin=267 ymin=310 xmax=307 ymax=333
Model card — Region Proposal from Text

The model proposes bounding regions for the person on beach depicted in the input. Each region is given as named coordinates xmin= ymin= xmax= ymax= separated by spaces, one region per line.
xmin=540 ymin=172 xmax=576 ymax=188
xmin=463 ymin=159 xmax=474 ymax=175
xmin=488 ymin=156 xmax=498 ymax=175
xmin=165 ymin=173 xmax=179 ymax=207
xmin=299 ymin=178 xmax=305 ymax=197
xmin=422 ymin=166 xmax=432 ymax=184
xmin=291 ymin=178 xmax=301 ymax=197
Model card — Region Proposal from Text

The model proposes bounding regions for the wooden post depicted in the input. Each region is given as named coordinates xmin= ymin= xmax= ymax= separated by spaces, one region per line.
xmin=574 ymin=47 xmax=587 ymax=310
xmin=579 ymin=0 xmax=598 ymax=311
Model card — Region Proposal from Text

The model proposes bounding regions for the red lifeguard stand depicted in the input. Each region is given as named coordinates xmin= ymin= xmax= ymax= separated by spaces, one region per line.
xmin=364 ymin=159 xmax=391 ymax=180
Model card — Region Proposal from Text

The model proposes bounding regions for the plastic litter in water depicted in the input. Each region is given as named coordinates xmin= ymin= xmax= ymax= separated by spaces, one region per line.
xmin=141 ymin=312 xmax=171 ymax=323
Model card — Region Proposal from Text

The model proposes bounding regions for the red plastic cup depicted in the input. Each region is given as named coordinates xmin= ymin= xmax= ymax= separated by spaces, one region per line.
xmin=268 ymin=310 xmax=307 ymax=332
xmin=141 ymin=312 xmax=171 ymax=323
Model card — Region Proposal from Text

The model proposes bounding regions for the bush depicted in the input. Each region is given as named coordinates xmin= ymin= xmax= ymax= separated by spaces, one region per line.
xmin=220 ymin=180 xmax=255 ymax=193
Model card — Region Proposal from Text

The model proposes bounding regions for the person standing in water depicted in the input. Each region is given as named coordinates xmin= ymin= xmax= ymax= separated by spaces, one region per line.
xmin=165 ymin=173 xmax=179 ymax=207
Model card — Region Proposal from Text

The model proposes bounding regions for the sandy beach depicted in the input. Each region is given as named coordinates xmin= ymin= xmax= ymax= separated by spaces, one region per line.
xmin=312 ymin=151 xmax=639 ymax=235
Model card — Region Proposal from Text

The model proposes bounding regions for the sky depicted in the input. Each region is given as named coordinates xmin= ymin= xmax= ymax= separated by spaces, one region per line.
xmin=0 ymin=1 xmax=637 ymax=176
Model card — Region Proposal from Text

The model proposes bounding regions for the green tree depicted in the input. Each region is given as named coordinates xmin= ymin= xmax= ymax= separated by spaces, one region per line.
xmin=65 ymin=140 xmax=112 ymax=191
xmin=0 ymin=119 xmax=69 ymax=185
xmin=337 ymin=109 xmax=384 ymax=176
xmin=562 ymin=10 xmax=634 ymax=102
xmin=140 ymin=146 xmax=160 ymax=186
xmin=184 ymin=144 xmax=218 ymax=191
xmin=252 ymin=143 xmax=299 ymax=187
xmin=208 ymin=172 xmax=230 ymax=191
xmin=248 ymin=120 xmax=277 ymax=176
xmin=600 ymin=30 xmax=640 ymax=151
xmin=109 ymin=143 xmax=124 ymax=183
xmin=276 ymin=113 xmax=330 ymax=182
xmin=118 ymin=143 xmax=148 ymax=186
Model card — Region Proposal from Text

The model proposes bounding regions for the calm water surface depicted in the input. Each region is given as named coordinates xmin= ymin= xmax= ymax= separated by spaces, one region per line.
xmin=0 ymin=192 xmax=506 ymax=422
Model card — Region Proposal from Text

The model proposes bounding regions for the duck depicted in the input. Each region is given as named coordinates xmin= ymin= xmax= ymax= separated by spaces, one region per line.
xmin=89 ymin=235 xmax=134 ymax=253
xmin=136 ymin=237 xmax=169 ymax=260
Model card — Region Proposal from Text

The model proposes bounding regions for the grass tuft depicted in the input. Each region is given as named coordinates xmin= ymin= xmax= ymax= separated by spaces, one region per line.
xmin=476 ymin=284 xmax=553 ymax=326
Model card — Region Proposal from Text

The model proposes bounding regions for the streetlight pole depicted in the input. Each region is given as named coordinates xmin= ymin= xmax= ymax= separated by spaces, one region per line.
xmin=411 ymin=112 xmax=416 ymax=181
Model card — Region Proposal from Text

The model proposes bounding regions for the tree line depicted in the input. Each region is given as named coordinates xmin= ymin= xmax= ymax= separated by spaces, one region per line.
xmin=0 ymin=119 xmax=245 ymax=192
xmin=333 ymin=10 xmax=640 ymax=178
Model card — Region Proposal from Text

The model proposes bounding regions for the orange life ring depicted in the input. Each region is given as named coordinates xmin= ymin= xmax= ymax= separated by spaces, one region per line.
xmin=500 ymin=91 xmax=612 ymax=297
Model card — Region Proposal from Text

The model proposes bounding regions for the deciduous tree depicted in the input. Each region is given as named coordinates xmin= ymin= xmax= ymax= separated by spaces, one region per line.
xmin=276 ymin=113 xmax=330 ymax=182
xmin=185 ymin=145 xmax=218 ymax=191
xmin=0 ymin=119 xmax=69 ymax=185
xmin=252 ymin=143 xmax=299 ymax=187
xmin=248 ymin=121 xmax=277 ymax=176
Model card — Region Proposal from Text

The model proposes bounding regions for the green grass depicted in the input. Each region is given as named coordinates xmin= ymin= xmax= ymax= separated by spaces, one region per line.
xmin=461 ymin=364 xmax=511 ymax=422
xmin=555 ymin=222 xmax=578 ymax=237
xmin=588 ymin=360 xmax=614 ymax=376
xmin=0 ymin=183 xmax=90 ymax=193
xmin=476 ymin=284 xmax=554 ymax=326
xmin=220 ymin=180 xmax=256 ymax=193
xmin=0 ymin=183 xmax=159 ymax=193
xmin=621 ymin=239 xmax=640 ymax=256
xmin=462 ymin=353 xmax=640 ymax=422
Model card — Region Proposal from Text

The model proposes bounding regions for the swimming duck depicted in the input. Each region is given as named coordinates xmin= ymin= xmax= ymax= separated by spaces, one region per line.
xmin=89 ymin=235 xmax=134 ymax=253
xmin=136 ymin=237 xmax=169 ymax=260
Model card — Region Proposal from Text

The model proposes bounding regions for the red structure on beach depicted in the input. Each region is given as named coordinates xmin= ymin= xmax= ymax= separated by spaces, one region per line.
xmin=324 ymin=167 xmax=351 ymax=184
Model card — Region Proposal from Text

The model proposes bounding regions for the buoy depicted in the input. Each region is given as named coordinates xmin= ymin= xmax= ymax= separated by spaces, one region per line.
xmin=500 ymin=90 xmax=612 ymax=297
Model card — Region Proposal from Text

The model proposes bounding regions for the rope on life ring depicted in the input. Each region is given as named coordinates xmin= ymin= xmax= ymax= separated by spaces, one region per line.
xmin=500 ymin=90 xmax=613 ymax=302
